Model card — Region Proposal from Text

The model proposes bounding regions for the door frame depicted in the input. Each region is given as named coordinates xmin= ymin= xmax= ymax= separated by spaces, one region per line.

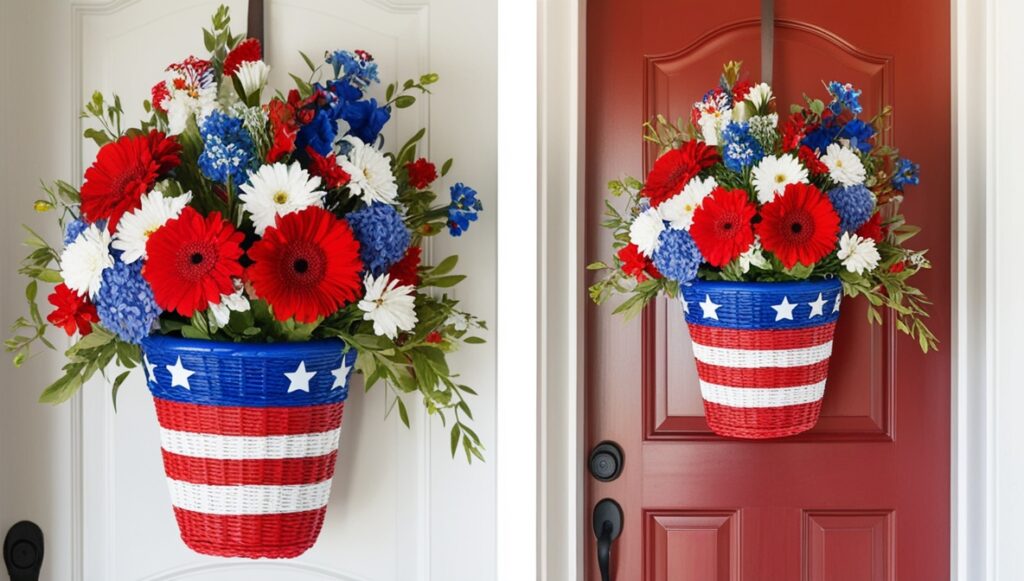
xmin=492 ymin=0 xmax=1014 ymax=578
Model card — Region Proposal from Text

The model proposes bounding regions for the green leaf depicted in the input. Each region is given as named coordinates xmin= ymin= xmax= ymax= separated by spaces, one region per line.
xmin=449 ymin=423 xmax=461 ymax=457
xmin=397 ymin=398 xmax=410 ymax=428
xmin=394 ymin=95 xmax=416 ymax=109
xmin=463 ymin=336 xmax=485 ymax=344
xmin=386 ymin=83 xmax=396 ymax=102
xmin=299 ymin=50 xmax=317 ymax=72
xmin=111 ymin=370 xmax=131 ymax=412
xmin=431 ymin=255 xmax=459 ymax=276
xmin=423 ymin=275 xmax=466 ymax=288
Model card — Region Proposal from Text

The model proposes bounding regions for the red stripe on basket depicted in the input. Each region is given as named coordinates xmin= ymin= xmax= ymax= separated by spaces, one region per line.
xmin=694 ymin=360 xmax=832 ymax=388
xmin=687 ymin=322 xmax=837 ymax=350
xmin=161 ymin=450 xmax=338 ymax=486
xmin=153 ymin=398 xmax=344 ymax=436
xmin=703 ymin=399 xmax=824 ymax=439
xmin=172 ymin=506 xmax=327 ymax=559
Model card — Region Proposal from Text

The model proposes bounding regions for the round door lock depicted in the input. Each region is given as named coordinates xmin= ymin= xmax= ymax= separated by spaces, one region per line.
xmin=589 ymin=441 xmax=624 ymax=482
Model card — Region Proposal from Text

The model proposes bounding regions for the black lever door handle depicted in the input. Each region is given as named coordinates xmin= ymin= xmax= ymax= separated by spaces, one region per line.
xmin=593 ymin=499 xmax=623 ymax=581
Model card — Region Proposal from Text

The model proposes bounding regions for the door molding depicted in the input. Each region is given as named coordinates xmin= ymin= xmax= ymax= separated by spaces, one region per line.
xmin=528 ymin=0 xmax=999 ymax=579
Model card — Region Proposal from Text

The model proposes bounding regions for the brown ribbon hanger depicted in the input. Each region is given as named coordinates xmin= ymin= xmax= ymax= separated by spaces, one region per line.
xmin=761 ymin=0 xmax=774 ymax=85
xmin=248 ymin=0 xmax=265 ymax=50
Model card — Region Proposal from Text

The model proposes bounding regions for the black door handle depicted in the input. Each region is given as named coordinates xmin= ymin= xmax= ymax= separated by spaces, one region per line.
xmin=4 ymin=521 xmax=43 ymax=581
xmin=593 ymin=499 xmax=622 ymax=581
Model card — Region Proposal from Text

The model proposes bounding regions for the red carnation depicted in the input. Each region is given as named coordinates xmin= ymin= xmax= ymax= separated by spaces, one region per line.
xmin=756 ymin=183 xmax=841 ymax=269
xmin=732 ymin=80 xmax=754 ymax=104
xmin=47 ymin=283 xmax=98 ymax=336
xmin=223 ymin=38 xmax=262 ymax=77
xmin=151 ymin=81 xmax=169 ymax=113
xmin=248 ymin=207 xmax=364 ymax=323
xmin=617 ymin=243 xmax=661 ymax=282
xmin=389 ymin=245 xmax=422 ymax=288
xmin=406 ymin=158 xmax=438 ymax=189
xmin=267 ymin=98 xmax=300 ymax=162
xmin=425 ymin=330 xmax=443 ymax=344
xmin=143 ymin=208 xmax=245 ymax=317
xmin=642 ymin=140 xmax=720 ymax=207
xmin=306 ymin=147 xmax=351 ymax=189
xmin=798 ymin=145 xmax=828 ymax=176
xmin=780 ymin=113 xmax=807 ymax=152
xmin=689 ymin=188 xmax=757 ymax=267
xmin=80 ymin=131 xmax=181 ymax=231
xmin=856 ymin=212 xmax=885 ymax=242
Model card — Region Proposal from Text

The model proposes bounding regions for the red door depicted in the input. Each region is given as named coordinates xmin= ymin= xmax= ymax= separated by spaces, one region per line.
xmin=584 ymin=1 xmax=950 ymax=580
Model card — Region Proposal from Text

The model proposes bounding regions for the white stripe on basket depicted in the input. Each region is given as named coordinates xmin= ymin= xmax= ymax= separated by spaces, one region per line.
xmin=166 ymin=479 xmax=333 ymax=515
xmin=699 ymin=380 xmax=827 ymax=408
xmin=160 ymin=428 xmax=342 ymax=460
xmin=691 ymin=341 xmax=833 ymax=368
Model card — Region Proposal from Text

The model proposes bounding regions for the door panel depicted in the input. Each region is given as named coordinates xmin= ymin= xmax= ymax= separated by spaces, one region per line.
xmin=585 ymin=1 xmax=950 ymax=579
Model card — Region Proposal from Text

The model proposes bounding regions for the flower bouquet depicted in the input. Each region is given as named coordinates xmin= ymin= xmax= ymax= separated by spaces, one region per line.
xmin=589 ymin=61 xmax=934 ymax=439
xmin=7 ymin=6 xmax=486 ymax=558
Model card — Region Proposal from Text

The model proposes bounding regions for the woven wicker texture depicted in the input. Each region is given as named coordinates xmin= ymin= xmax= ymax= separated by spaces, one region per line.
xmin=141 ymin=336 xmax=355 ymax=558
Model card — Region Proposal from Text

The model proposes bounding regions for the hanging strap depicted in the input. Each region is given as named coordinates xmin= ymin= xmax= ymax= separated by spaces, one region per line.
xmin=247 ymin=0 xmax=265 ymax=47
xmin=760 ymin=0 xmax=774 ymax=84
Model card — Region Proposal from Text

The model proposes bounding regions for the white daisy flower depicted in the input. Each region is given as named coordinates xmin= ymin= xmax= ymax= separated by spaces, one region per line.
xmin=658 ymin=176 xmax=718 ymax=230
xmin=236 ymin=60 xmax=270 ymax=97
xmin=821 ymin=143 xmax=866 ymax=186
xmin=737 ymin=238 xmax=769 ymax=273
xmin=743 ymin=82 xmax=774 ymax=109
xmin=837 ymin=232 xmax=881 ymax=274
xmin=60 ymin=223 xmax=113 ymax=298
xmin=239 ymin=162 xmax=325 ymax=235
xmin=358 ymin=273 xmax=418 ymax=340
xmin=751 ymin=153 xmax=809 ymax=203
xmin=112 ymin=190 xmax=192 ymax=263
xmin=338 ymin=136 xmax=398 ymax=205
xmin=629 ymin=207 xmax=665 ymax=257
xmin=208 ymin=279 xmax=251 ymax=327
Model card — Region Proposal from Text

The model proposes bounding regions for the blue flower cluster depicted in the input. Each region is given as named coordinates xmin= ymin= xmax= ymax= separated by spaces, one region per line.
xmin=64 ymin=218 xmax=106 ymax=246
xmin=199 ymin=111 xmax=255 ymax=185
xmin=346 ymin=203 xmax=410 ymax=275
xmin=891 ymin=158 xmax=920 ymax=191
xmin=652 ymin=229 xmax=702 ymax=283
xmin=802 ymin=117 xmax=876 ymax=154
xmin=327 ymin=50 xmax=380 ymax=87
xmin=93 ymin=257 xmax=161 ymax=344
xmin=721 ymin=121 xmax=763 ymax=172
xmin=295 ymin=78 xmax=392 ymax=154
xmin=828 ymin=184 xmax=875 ymax=232
xmin=447 ymin=183 xmax=482 ymax=237
xmin=827 ymin=81 xmax=863 ymax=115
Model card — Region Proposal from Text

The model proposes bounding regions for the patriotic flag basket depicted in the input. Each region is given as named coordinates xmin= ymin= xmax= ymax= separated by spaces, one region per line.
xmin=590 ymin=61 xmax=936 ymax=439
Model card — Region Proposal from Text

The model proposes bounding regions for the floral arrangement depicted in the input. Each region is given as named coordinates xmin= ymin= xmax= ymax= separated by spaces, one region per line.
xmin=8 ymin=6 xmax=486 ymax=460
xmin=589 ymin=61 xmax=936 ymax=352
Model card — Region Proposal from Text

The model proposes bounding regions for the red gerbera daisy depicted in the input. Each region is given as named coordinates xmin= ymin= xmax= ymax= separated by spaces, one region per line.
xmin=406 ymin=158 xmax=438 ymax=189
xmin=642 ymin=140 xmax=721 ymax=207
xmin=151 ymin=81 xmax=169 ymax=113
xmin=856 ymin=211 xmax=885 ymax=242
xmin=305 ymin=147 xmax=351 ymax=189
xmin=689 ymin=188 xmax=757 ymax=267
xmin=223 ymin=38 xmax=262 ymax=77
xmin=143 ymin=208 xmax=245 ymax=317
xmin=47 ymin=283 xmax=99 ymax=336
xmin=617 ymin=243 xmax=661 ymax=282
xmin=756 ymin=183 xmax=841 ymax=269
xmin=80 ymin=131 xmax=181 ymax=231
xmin=389 ymin=245 xmax=422 ymax=288
xmin=798 ymin=145 xmax=828 ymax=176
xmin=247 ymin=207 xmax=364 ymax=323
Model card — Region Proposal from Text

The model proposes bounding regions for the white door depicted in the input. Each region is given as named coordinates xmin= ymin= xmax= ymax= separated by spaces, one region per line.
xmin=0 ymin=1 xmax=496 ymax=580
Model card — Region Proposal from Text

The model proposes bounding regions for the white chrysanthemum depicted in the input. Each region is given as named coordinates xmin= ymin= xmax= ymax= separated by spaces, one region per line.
xmin=338 ymin=136 xmax=398 ymax=205
xmin=165 ymin=84 xmax=218 ymax=136
xmin=744 ymin=82 xmax=774 ymax=109
xmin=837 ymin=232 xmax=881 ymax=274
xmin=358 ymin=273 xmax=418 ymax=340
xmin=239 ymin=162 xmax=325 ymax=235
xmin=821 ymin=143 xmax=866 ymax=186
xmin=236 ymin=60 xmax=270 ymax=96
xmin=208 ymin=279 xmax=251 ymax=327
xmin=751 ymin=154 xmax=809 ymax=203
xmin=737 ymin=238 xmax=769 ymax=273
xmin=658 ymin=176 xmax=718 ymax=230
xmin=112 ymin=190 xmax=192 ymax=263
xmin=60 ymin=224 xmax=113 ymax=298
xmin=629 ymin=208 xmax=665 ymax=257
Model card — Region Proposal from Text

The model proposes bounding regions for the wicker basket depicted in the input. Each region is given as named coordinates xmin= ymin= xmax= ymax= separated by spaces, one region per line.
xmin=140 ymin=336 xmax=356 ymax=558
xmin=680 ymin=279 xmax=843 ymax=439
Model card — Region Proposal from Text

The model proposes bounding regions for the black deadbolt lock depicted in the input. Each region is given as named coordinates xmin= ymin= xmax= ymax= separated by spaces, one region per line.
xmin=589 ymin=441 xmax=624 ymax=482
xmin=4 ymin=521 xmax=43 ymax=581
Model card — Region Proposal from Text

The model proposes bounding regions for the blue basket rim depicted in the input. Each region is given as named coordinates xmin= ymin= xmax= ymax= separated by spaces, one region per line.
xmin=683 ymin=278 xmax=842 ymax=294
xmin=141 ymin=335 xmax=350 ymax=357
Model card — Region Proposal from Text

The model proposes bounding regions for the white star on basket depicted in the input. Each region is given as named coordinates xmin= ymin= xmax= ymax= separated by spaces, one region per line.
xmin=699 ymin=295 xmax=721 ymax=320
xmin=833 ymin=292 xmax=843 ymax=313
xmin=771 ymin=296 xmax=798 ymax=321
xmin=143 ymin=354 xmax=157 ymax=382
xmin=807 ymin=293 xmax=828 ymax=319
xmin=286 ymin=361 xmax=317 ymax=393
xmin=681 ymin=296 xmax=689 ymax=314
xmin=166 ymin=356 xmax=195 ymax=390
xmin=331 ymin=356 xmax=353 ymax=391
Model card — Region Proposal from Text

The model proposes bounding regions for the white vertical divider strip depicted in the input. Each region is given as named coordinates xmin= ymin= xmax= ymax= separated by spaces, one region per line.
xmin=496 ymin=0 xmax=539 ymax=579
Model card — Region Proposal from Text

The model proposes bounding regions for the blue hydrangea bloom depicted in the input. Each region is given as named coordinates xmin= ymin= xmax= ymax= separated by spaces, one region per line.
xmin=652 ymin=228 xmax=702 ymax=283
xmin=93 ymin=257 xmax=161 ymax=344
xmin=198 ymin=111 xmax=255 ymax=185
xmin=721 ymin=122 xmax=764 ymax=172
xmin=346 ymin=203 xmax=410 ymax=275
xmin=327 ymin=50 xmax=380 ymax=86
xmin=64 ymin=218 xmax=106 ymax=246
xmin=447 ymin=183 xmax=482 ymax=237
xmin=839 ymin=119 xmax=876 ymax=153
xmin=341 ymin=98 xmax=391 ymax=144
xmin=295 ymin=109 xmax=338 ymax=157
xmin=802 ymin=118 xmax=841 ymax=154
xmin=891 ymin=158 xmax=920 ymax=191
xmin=827 ymin=81 xmax=863 ymax=115
xmin=828 ymin=184 xmax=875 ymax=232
